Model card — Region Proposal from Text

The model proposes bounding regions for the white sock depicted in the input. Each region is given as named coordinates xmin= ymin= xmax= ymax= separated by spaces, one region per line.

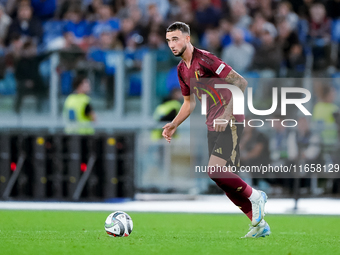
xmin=249 ymin=188 xmax=261 ymax=202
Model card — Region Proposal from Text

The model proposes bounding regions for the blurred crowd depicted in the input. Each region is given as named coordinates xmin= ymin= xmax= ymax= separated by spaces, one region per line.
xmin=0 ymin=0 xmax=340 ymax=112
xmin=0 ymin=0 xmax=339 ymax=195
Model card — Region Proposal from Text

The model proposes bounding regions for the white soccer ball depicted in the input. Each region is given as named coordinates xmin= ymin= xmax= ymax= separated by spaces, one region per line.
xmin=104 ymin=211 xmax=133 ymax=237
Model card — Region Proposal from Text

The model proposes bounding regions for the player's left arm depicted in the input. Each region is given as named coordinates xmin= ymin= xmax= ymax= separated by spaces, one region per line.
xmin=222 ymin=69 xmax=248 ymax=119
xmin=214 ymin=69 xmax=247 ymax=132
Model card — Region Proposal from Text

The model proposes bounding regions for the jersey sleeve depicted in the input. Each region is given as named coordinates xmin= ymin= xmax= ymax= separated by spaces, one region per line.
xmin=177 ymin=67 xmax=191 ymax=96
xmin=203 ymin=52 xmax=232 ymax=79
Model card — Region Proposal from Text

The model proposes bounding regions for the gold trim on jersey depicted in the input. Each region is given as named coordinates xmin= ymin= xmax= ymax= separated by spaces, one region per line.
xmin=230 ymin=115 xmax=238 ymax=165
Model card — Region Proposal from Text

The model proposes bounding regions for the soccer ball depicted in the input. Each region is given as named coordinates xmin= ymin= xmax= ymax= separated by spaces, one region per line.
xmin=104 ymin=211 xmax=133 ymax=237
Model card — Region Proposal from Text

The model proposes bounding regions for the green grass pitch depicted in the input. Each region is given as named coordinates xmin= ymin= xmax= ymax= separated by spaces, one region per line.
xmin=0 ymin=210 xmax=340 ymax=255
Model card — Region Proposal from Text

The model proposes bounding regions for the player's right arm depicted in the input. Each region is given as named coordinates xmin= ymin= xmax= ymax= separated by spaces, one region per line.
xmin=162 ymin=94 xmax=196 ymax=143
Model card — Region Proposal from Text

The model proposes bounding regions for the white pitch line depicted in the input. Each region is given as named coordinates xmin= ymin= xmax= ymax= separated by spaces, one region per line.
xmin=0 ymin=198 xmax=340 ymax=215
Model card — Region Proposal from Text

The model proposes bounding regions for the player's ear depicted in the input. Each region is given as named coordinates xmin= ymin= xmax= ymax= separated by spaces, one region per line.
xmin=186 ymin=34 xmax=190 ymax=43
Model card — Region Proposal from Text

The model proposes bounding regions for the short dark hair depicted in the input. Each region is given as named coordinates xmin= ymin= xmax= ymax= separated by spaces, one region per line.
xmin=73 ymin=74 xmax=88 ymax=91
xmin=166 ymin=22 xmax=190 ymax=35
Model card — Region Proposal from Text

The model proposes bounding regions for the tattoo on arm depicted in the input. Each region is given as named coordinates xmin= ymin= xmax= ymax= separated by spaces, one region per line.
xmin=221 ymin=69 xmax=248 ymax=119
xmin=224 ymin=69 xmax=248 ymax=92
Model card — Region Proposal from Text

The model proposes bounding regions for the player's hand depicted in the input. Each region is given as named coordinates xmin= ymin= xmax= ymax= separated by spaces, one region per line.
xmin=214 ymin=115 xmax=230 ymax=132
xmin=162 ymin=122 xmax=177 ymax=143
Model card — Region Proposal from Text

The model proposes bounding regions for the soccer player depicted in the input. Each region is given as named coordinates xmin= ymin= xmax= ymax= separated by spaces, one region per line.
xmin=162 ymin=22 xmax=270 ymax=238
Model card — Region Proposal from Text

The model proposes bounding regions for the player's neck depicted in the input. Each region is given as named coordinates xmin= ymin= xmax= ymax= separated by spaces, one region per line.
xmin=181 ymin=44 xmax=194 ymax=68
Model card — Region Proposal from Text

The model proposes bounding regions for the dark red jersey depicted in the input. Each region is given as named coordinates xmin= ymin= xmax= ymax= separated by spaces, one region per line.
xmin=177 ymin=47 xmax=245 ymax=131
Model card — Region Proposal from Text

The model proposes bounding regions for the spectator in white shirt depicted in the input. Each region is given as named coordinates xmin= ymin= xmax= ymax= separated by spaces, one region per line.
xmin=221 ymin=27 xmax=254 ymax=74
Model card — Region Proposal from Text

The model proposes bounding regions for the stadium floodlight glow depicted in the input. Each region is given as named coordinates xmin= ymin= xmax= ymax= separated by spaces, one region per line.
xmin=201 ymin=85 xmax=312 ymax=116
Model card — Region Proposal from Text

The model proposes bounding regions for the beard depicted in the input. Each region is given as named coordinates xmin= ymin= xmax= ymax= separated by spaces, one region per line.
xmin=174 ymin=45 xmax=187 ymax=57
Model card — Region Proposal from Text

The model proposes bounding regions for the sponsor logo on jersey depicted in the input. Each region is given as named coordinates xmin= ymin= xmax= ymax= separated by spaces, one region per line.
xmin=215 ymin=64 xmax=225 ymax=75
